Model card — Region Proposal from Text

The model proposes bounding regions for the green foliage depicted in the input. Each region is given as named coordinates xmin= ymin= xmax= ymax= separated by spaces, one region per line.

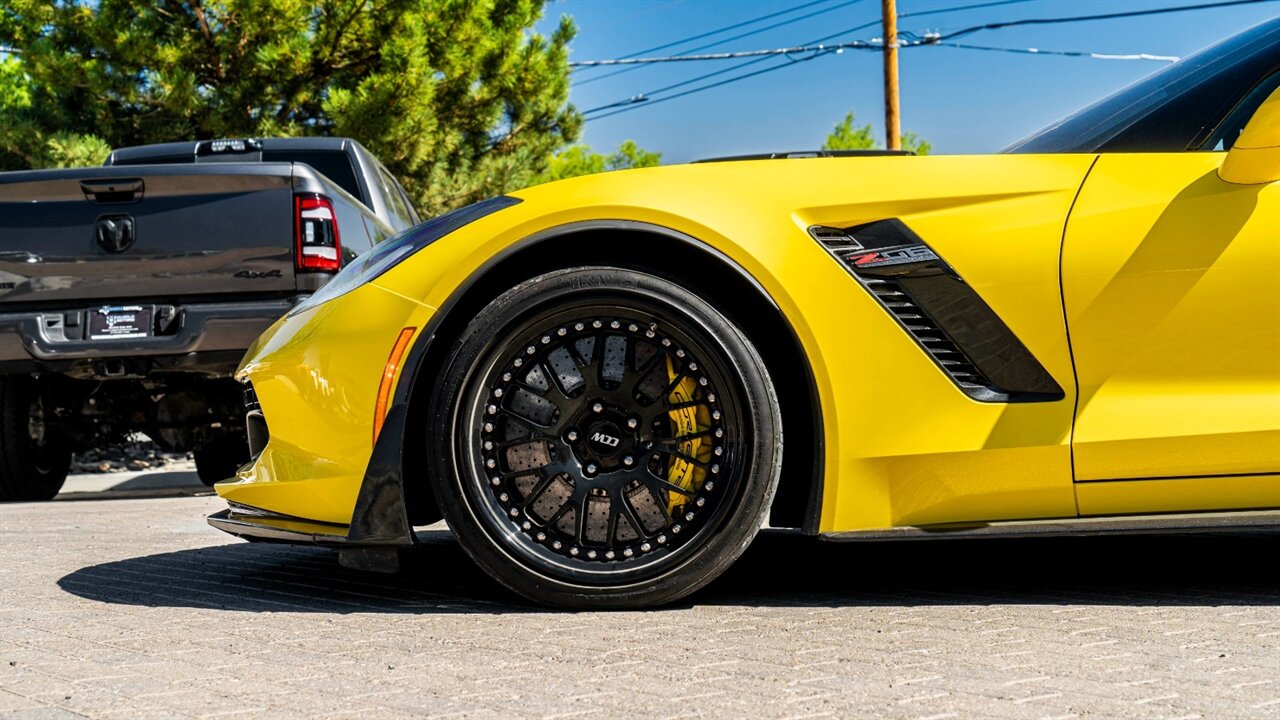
xmin=40 ymin=133 xmax=112 ymax=168
xmin=822 ymin=111 xmax=877 ymax=152
xmin=900 ymin=131 xmax=932 ymax=157
xmin=537 ymin=139 xmax=661 ymax=183
xmin=0 ymin=1 xmax=582 ymax=214
xmin=822 ymin=111 xmax=931 ymax=156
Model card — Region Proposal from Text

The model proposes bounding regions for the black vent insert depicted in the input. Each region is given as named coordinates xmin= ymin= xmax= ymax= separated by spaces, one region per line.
xmin=810 ymin=219 xmax=1063 ymax=403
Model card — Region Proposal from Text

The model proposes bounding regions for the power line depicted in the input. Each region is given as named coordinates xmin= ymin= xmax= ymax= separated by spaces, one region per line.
xmin=587 ymin=49 xmax=836 ymax=121
xmin=574 ymin=0 xmax=1039 ymax=68
xmin=574 ymin=35 xmax=1183 ymax=70
xmin=571 ymin=41 xmax=876 ymax=67
xmin=571 ymin=0 xmax=1271 ymax=67
xmin=580 ymin=0 xmax=1044 ymax=116
xmin=575 ymin=0 xmax=865 ymax=87
xmin=940 ymin=0 xmax=1276 ymax=41
xmin=574 ymin=0 xmax=839 ymax=72
xmin=935 ymin=41 xmax=1179 ymax=62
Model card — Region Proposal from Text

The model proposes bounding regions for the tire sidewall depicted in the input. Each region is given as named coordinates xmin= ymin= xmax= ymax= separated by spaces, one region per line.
xmin=0 ymin=376 xmax=72 ymax=502
xmin=428 ymin=267 xmax=782 ymax=609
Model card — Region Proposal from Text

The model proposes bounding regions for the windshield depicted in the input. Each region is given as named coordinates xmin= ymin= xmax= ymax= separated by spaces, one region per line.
xmin=1007 ymin=18 xmax=1280 ymax=154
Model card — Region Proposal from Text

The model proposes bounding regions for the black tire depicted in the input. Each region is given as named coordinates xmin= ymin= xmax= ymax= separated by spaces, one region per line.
xmin=0 ymin=377 xmax=72 ymax=502
xmin=194 ymin=434 xmax=250 ymax=487
xmin=429 ymin=267 xmax=782 ymax=609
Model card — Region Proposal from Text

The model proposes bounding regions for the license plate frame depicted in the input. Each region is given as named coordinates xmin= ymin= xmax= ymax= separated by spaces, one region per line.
xmin=88 ymin=305 xmax=154 ymax=340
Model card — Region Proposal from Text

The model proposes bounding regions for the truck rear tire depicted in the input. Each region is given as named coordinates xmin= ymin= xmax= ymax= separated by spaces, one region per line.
xmin=194 ymin=434 xmax=250 ymax=487
xmin=0 ymin=377 xmax=72 ymax=502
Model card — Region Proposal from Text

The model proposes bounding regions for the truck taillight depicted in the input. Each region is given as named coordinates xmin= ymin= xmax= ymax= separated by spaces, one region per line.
xmin=295 ymin=194 xmax=342 ymax=273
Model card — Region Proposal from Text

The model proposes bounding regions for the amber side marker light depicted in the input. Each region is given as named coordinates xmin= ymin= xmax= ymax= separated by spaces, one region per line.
xmin=374 ymin=327 xmax=417 ymax=443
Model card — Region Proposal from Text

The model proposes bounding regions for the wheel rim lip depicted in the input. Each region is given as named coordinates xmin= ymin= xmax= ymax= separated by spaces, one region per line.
xmin=455 ymin=294 xmax=753 ymax=586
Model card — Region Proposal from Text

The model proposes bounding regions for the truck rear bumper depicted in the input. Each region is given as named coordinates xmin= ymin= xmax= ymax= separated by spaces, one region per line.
xmin=0 ymin=298 xmax=293 ymax=372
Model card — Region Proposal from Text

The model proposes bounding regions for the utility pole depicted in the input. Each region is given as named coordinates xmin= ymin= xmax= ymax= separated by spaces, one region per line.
xmin=881 ymin=0 xmax=901 ymax=150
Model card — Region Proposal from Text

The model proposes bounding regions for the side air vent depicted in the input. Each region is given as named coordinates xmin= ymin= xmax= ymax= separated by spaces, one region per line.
xmin=810 ymin=218 xmax=1064 ymax=403
xmin=807 ymin=225 xmax=862 ymax=250
xmin=860 ymin=278 xmax=990 ymax=389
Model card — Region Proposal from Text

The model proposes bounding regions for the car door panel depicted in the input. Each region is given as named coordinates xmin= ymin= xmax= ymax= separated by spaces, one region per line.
xmin=1063 ymin=153 xmax=1280 ymax=495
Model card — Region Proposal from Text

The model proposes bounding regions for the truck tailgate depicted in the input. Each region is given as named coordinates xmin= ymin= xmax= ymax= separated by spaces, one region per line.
xmin=0 ymin=166 xmax=297 ymax=305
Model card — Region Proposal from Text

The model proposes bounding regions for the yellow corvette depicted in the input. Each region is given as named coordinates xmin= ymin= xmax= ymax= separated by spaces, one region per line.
xmin=210 ymin=20 xmax=1280 ymax=608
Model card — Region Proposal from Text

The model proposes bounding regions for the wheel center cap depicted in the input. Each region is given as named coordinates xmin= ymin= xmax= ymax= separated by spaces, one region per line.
xmin=586 ymin=420 xmax=627 ymax=457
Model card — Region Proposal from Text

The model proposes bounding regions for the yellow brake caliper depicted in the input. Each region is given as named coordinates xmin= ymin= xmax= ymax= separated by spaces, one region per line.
xmin=664 ymin=356 xmax=712 ymax=514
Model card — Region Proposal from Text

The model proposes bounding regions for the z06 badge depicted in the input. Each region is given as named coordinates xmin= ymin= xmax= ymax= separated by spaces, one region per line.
xmin=845 ymin=245 xmax=940 ymax=268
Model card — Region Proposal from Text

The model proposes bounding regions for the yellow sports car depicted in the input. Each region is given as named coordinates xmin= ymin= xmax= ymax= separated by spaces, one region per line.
xmin=210 ymin=20 xmax=1280 ymax=608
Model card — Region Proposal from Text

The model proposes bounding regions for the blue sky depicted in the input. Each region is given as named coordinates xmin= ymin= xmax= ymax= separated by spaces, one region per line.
xmin=537 ymin=0 xmax=1279 ymax=162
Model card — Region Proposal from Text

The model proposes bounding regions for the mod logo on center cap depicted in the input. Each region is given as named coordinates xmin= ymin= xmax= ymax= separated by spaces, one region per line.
xmin=590 ymin=431 xmax=621 ymax=448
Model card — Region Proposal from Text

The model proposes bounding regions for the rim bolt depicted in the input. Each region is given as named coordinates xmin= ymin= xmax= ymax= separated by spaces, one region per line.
xmin=661 ymin=338 xmax=671 ymax=347
xmin=485 ymin=459 xmax=496 ymax=469
xmin=672 ymin=524 xmax=682 ymax=533
xmin=557 ymin=327 xmax=567 ymax=336
xmin=484 ymin=441 xmax=493 ymax=450
xmin=502 ymin=372 xmax=512 ymax=382
xmin=657 ymin=534 xmax=667 ymax=544
xmin=689 ymin=362 xmax=698 ymax=371
xmin=704 ymin=481 xmax=715 ymax=491
xmin=486 ymin=404 xmax=497 ymax=415
xmin=587 ymin=550 xmax=598 ymax=559
xmin=628 ymin=323 xmax=638 ymax=332
xmin=493 ymin=388 xmax=503 ymax=398
xmin=498 ymin=492 xmax=509 ymax=502
xmin=623 ymin=548 xmax=634 ymax=557
xmin=526 ymin=346 xmax=536 ymax=355
xmin=592 ymin=402 xmax=604 ymax=413
xmin=676 ymin=349 xmax=686 ymax=358
xmin=627 ymin=417 xmax=639 ymax=429
xmin=699 ymin=377 xmax=709 ymax=386
xmin=522 ymin=521 xmax=532 ymax=530
xmin=575 ymin=322 xmax=585 ymax=331
xmin=541 ymin=335 xmax=551 ymax=344
xmin=712 ymin=410 xmax=721 ymax=420
xmin=513 ymin=358 xmax=523 ymax=368
xmin=605 ymin=550 xmax=615 ymax=559
xmin=714 ymin=447 xmax=723 ymax=456
xmin=490 ymin=477 xmax=501 ymax=486
xmin=509 ymin=508 xmax=519 ymax=518
xmin=610 ymin=320 xmax=621 ymax=329
xmin=585 ymin=463 xmax=598 ymax=476
xmin=566 ymin=429 xmax=579 ymax=442
xmin=570 ymin=547 xmax=579 ymax=556
xmin=640 ymin=542 xmax=651 ymax=552
xmin=714 ymin=428 xmax=723 ymax=438
xmin=707 ymin=393 xmax=716 ymax=402
xmin=684 ymin=512 xmax=695 ymax=521
xmin=592 ymin=320 xmax=603 ymax=329
xmin=483 ymin=422 xmax=493 ymax=433
xmin=623 ymin=455 xmax=634 ymax=466
xmin=696 ymin=497 xmax=706 ymax=507
xmin=711 ymin=464 xmax=720 ymax=474
xmin=553 ymin=540 xmax=563 ymax=550
xmin=536 ymin=532 xmax=547 ymax=541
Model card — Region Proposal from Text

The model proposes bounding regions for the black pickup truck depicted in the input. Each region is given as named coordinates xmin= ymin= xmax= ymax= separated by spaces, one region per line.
xmin=0 ymin=137 xmax=419 ymax=500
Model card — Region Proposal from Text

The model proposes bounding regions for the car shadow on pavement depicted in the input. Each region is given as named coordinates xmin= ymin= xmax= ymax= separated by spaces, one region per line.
xmin=57 ymin=528 xmax=1280 ymax=613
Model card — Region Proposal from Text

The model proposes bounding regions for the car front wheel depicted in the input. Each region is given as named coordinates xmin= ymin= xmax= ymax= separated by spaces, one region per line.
xmin=430 ymin=267 xmax=782 ymax=608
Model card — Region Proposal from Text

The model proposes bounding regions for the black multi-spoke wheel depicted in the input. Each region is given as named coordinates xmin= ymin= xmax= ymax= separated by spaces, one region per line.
xmin=430 ymin=267 xmax=781 ymax=608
